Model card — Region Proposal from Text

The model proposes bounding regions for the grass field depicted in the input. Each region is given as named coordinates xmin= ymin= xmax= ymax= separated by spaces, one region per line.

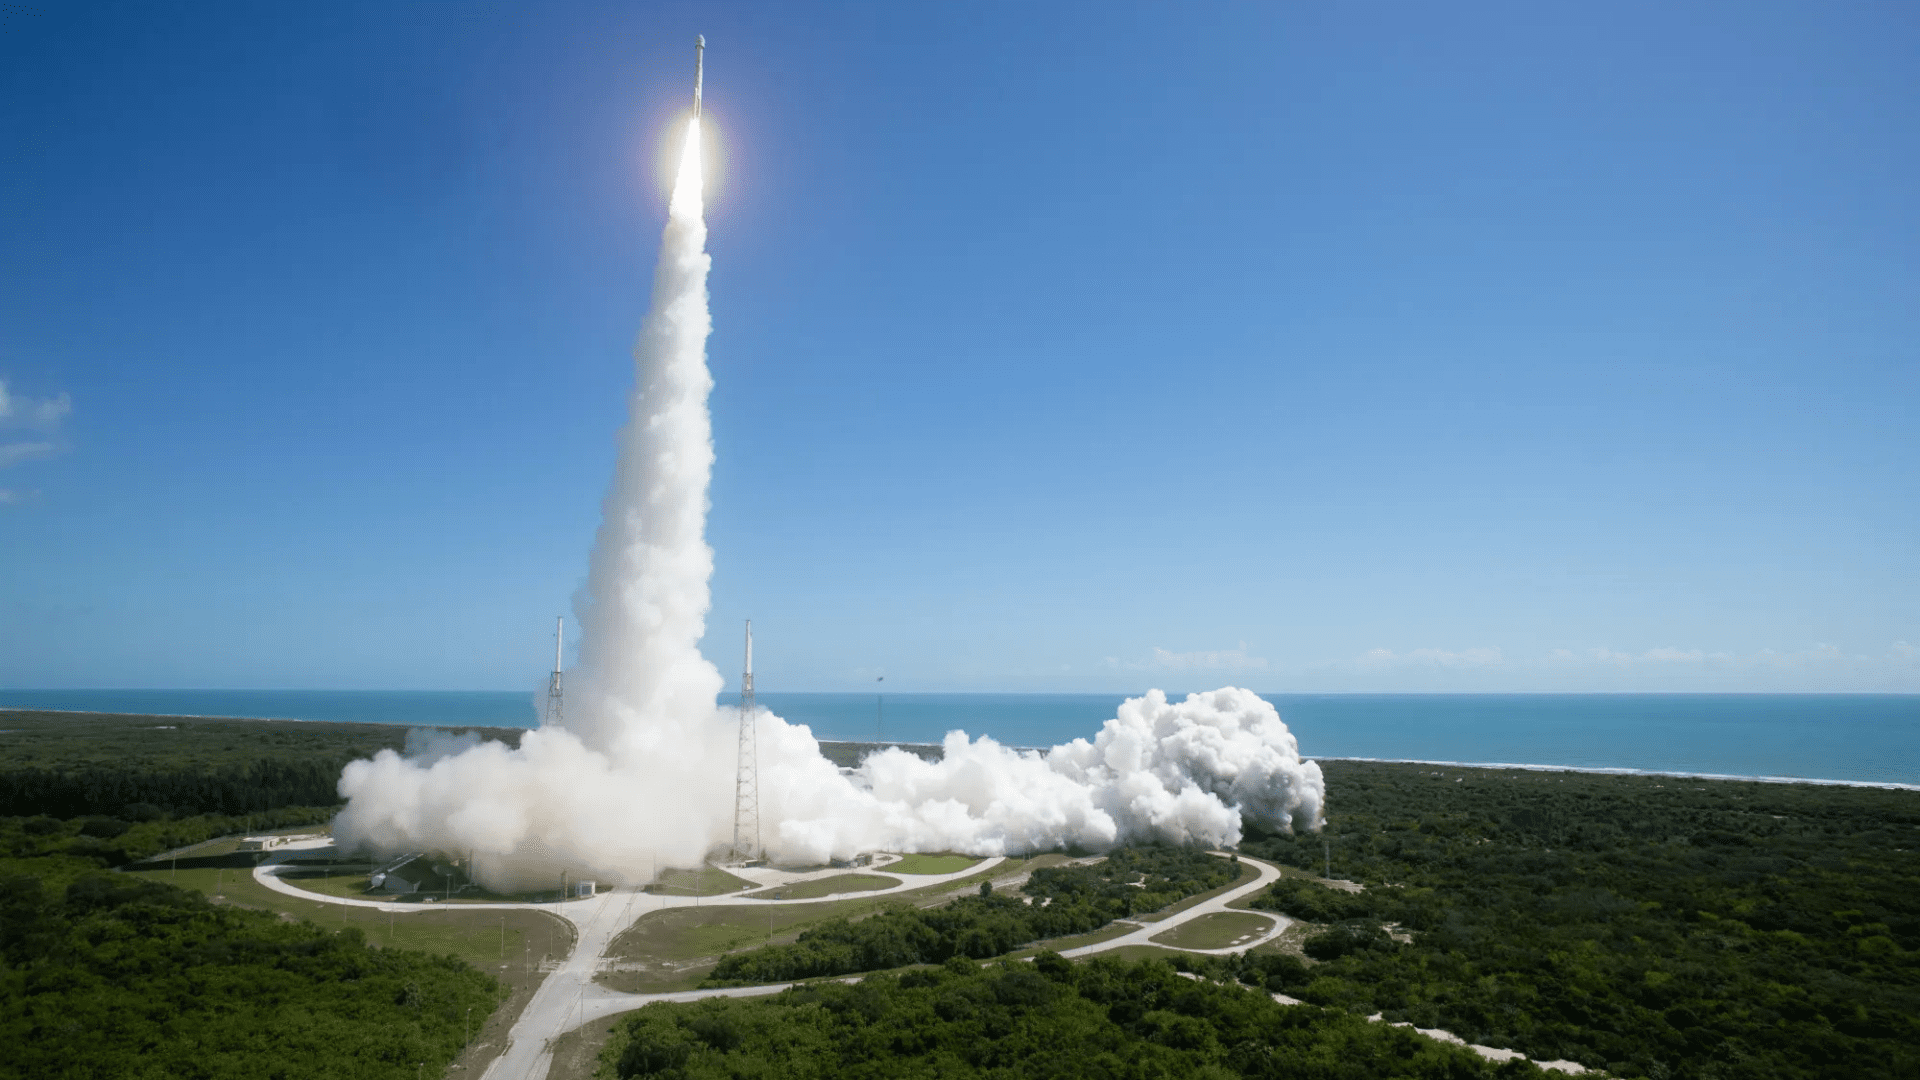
xmin=1003 ymin=920 xmax=1141 ymax=959
xmin=276 ymin=868 xmax=379 ymax=899
xmin=648 ymin=865 xmax=756 ymax=896
xmin=596 ymin=887 xmax=942 ymax=994
xmin=121 ymin=859 xmax=573 ymax=969
xmin=1093 ymin=944 xmax=1196 ymax=965
xmin=887 ymin=853 xmax=979 ymax=875
xmin=596 ymin=852 xmax=1097 ymax=993
xmin=1149 ymin=911 xmax=1276 ymax=950
xmin=744 ymin=873 xmax=898 ymax=900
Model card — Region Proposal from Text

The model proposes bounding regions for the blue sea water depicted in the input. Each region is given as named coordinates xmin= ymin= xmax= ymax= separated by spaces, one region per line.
xmin=2 ymin=688 xmax=1915 ymax=787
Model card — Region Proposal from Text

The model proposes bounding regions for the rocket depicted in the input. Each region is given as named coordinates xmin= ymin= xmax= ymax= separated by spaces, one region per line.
xmin=693 ymin=35 xmax=705 ymax=118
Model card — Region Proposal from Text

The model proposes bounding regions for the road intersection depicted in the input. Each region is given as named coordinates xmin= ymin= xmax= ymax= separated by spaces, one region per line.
xmin=251 ymin=844 xmax=1287 ymax=1080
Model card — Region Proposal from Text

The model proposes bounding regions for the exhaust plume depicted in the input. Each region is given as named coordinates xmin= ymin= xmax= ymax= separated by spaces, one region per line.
xmin=331 ymin=117 xmax=1324 ymax=891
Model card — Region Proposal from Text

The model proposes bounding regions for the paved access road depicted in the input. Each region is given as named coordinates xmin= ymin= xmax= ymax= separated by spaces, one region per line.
xmin=252 ymin=846 xmax=1292 ymax=1080
xmin=1061 ymin=852 xmax=1289 ymax=958
xmin=251 ymin=844 xmax=1006 ymax=1080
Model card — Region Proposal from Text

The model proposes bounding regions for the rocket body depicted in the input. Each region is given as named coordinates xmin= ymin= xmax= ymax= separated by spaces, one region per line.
xmin=693 ymin=36 xmax=704 ymax=118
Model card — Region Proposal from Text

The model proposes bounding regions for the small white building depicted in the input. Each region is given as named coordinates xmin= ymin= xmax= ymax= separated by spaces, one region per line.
xmin=575 ymin=881 xmax=596 ymax=897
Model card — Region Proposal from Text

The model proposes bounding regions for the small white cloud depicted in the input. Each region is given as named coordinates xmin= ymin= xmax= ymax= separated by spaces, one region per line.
xmin=1410 ymin=646 xmax=1504 ymax=668
xmin=1642 ymin=647 xmax=1705 ymax=663
xmin=0 ymin=382 xmax=71 ymax=430
xmin=0 ymin=441 xmax=56 ymax=468
xmin=1141 ymin=644 xmax=1269 ymax=671
xmin=1356 ymin=646 xmax=1504 ymax=669
xmin=0 ymin=381 xmax=72 ymax=502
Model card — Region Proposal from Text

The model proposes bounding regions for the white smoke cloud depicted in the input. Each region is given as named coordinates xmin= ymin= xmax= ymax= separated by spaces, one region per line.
xmin=330 ymin=118 xmax=1325 ymax=891
xmin=760 ymin=687 xmax=1323 ymax=863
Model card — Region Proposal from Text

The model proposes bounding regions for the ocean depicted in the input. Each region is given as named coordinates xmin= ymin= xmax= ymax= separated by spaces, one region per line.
xmin=2 ymin=688 xmax=1915 ymax=787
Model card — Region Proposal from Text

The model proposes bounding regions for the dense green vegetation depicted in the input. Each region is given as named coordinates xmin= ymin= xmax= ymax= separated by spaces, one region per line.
xmin=1238 ymin=762 xmax=1920 ymax=1079
xmin=705 ymin=847 xmax=1235 ymax=985
xmin=608 ymin=953 xmax=1538 ymax=1079
xmin=0 ymin=709 xmax=517 ymax=818
xmin=2 ymin=807 xmax=336 ymax=887
xmin=0 ymin=870 xmax=502 ymax=1080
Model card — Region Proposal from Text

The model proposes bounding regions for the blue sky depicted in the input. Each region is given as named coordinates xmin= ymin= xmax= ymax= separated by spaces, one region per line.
xmin=2 ymin=1 xmax=1915 ymax=693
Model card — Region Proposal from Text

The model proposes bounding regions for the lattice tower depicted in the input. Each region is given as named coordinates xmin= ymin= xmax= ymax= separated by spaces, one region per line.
xmin=731 ymin=620 xmax=760 ymax=861
xmin=543 ymin=616 xmax=565 ymax=726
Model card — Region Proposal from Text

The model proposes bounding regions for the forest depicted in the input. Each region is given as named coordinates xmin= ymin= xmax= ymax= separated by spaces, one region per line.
xmin=0 ymin=711 xmax=515 ymax=1079
xmin=0 ymin=709 xmax=524 ymax=818
xmin=1235 ymin=762 xmax=1920 ymax=1079
xmin=0 ymin=870 xmax=500 ymax=1080
xmin=609 ymin=951 xmax=1541 ymax=1079
xmin=705 ymin=846 xmax=1237 ymax=985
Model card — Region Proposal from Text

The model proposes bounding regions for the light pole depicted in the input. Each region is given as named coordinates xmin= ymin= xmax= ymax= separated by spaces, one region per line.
xmin=466 ymin=1005 xmax=474 ymax=1044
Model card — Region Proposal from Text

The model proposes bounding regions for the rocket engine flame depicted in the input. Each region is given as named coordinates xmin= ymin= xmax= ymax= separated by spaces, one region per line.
xmin=329 ymin=99 xmax=1324 ymax=892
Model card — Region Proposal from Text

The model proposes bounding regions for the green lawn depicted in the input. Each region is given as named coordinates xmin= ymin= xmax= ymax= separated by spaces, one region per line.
xmin=745 ymin=873 xmax=898 ymax=899
xmin=1150 ymin=911 xmax=1276 ymax=950
xmin=1002 ymin=920 xmax=1141 ymax=959
xmin=276 ymin=868 xmax=379 ymax=899
xmin=596 ymin=853 xmax=1099 ymax=993
xmin=648 ymin=865 xmax=756 ymax=896
xmin=119 ymin=860 xmax=568 ymax=972
xmin=886 ymin=853 xmax=978 ymax=875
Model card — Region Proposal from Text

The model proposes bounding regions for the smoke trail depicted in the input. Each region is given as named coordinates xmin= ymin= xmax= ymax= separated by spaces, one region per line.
xmin=567 ymin=118 xmax=723 ymax=759
xmin=334 ymin=120 xmax=735 ymax=889
xmin=331 ymin=117 xmax=1324 ymax=891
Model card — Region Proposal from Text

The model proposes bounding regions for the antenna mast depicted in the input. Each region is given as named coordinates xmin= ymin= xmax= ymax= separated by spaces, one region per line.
xmin=730 ymin=620 xmax=760 ymax=861
xmin=543 ymin=617 xmax=564 ymax=726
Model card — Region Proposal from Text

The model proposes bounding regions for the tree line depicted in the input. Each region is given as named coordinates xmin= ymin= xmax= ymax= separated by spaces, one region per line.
xmin=0 ymin=709 xmax=520 ymax=818
xmin=706 ymin=846 xmax=1237 ymax=986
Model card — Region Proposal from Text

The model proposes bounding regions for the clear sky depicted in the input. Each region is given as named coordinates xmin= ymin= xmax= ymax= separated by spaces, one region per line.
xmin=2 ymin=1 xmax=1915 ymax=694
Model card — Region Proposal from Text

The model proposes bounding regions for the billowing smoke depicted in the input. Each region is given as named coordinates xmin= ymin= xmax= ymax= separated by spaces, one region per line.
xmin=331 ymin=118 xmax=1324 ymax=891
xmin=758 ymin=687 xmax=1324 ymax=863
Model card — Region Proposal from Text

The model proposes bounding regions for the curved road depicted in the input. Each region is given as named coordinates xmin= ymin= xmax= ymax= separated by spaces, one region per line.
xmin=253 ymin=847 xmax=1287 ymax=1080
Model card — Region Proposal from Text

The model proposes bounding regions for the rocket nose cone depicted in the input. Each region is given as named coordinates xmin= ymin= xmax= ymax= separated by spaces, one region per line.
xmin=696 ymin=35 xmax=705 ymax=48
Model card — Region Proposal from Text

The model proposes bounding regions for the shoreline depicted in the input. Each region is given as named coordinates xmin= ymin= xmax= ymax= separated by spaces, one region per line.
xmin=1317 ymin=756 xmax=1920 ymax=792
xmin=6 ymin=706 xmax=1914 ymax=792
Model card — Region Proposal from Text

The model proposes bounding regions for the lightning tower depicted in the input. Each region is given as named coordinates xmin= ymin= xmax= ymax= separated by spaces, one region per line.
xmin=543 ymin=616 xmax=564 ymax=726
xmin=730 ymin=620 xmax=760 ymax=861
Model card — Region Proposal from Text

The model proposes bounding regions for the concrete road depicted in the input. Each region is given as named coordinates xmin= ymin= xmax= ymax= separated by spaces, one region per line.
xmin=495 ymin=853 xmax=1289 ymax=1079
xmin=1061 ymin=853 xmax=1289 ymax=958
xmin=247 ymin=843 xmax=1003 ymax=1080
xmin=251 ymin=846 xmax=1293 ymax=1080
